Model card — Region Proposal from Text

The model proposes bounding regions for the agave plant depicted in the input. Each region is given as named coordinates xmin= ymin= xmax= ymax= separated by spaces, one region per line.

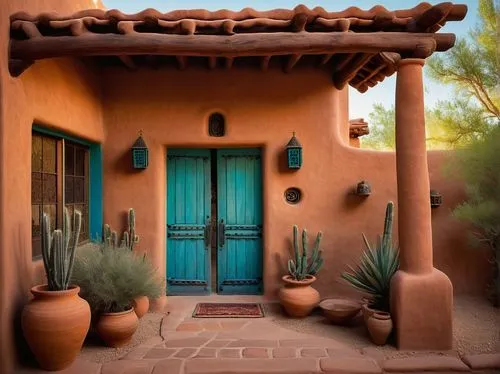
xmin=341 ymin=202 xmax=399 ymax=312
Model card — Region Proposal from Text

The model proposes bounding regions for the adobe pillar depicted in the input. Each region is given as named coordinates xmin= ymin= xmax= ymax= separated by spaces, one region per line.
xmin=391 ymin=58 xmax=453 ymax=350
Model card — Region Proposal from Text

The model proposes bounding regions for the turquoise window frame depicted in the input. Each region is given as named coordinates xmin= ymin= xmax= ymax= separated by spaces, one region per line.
xmin=32 ymin=125 xmax=103 ymax=241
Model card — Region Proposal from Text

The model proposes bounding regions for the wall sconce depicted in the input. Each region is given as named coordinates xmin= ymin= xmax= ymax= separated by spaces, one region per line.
xmin=131 ymin=131 xmax=149 ymax=169
xmin=430 ymin=190 xmax=442 ymax=208
xmin=286 ymin=132 xmax=302 ymax=169
xmin=356 ymin=181 xmax=371 ymax=196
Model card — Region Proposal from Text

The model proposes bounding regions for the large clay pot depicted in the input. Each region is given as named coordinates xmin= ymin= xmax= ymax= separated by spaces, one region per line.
xmin=278 ymin=275 xmax=320 ymax=317
xmin=366 ymin=312 xmax=393 ymax=345
xmin=22 ymin=285 xmax=91 ymax=371
xmin=96 ymin=308 xmax=138 ymax=347
xmin=132 ymin=296 xmax=149 ymax=319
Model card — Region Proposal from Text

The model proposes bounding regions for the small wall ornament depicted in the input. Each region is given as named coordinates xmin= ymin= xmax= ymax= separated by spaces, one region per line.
xmin=286 ymin=132 xmax=302 ymax=169
xmin=131 ymin=131 xmax=148 ymax=169
xmin=430 ymin=190 xmax=442 ymax=208
xmin=356 ymin=181 xmax=371 ymax=196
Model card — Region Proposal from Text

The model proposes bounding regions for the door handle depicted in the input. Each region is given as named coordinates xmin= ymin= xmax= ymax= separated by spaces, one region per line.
xmin=204 ymin=217 xmax=211 ymax=250
xmin=218 ymin=219 xmax=225 ymax=248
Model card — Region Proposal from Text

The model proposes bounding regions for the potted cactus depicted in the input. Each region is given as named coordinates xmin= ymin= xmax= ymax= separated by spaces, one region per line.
xmin=22 ymin=208 xmax=90 ymax=371
xmin=278 ymin=225 xmax=324 ymax=317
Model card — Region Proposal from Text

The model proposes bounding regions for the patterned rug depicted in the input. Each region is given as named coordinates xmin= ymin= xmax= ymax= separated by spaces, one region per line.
xmin=192 ymin=303 xmax=265 ymax=318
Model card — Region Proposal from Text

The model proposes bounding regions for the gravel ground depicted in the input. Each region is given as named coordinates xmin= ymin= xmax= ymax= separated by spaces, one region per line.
xmin=269 ymin=295 xmax=500 ymax=358
xmin=78 ymin=312 xmax=165 ymax=363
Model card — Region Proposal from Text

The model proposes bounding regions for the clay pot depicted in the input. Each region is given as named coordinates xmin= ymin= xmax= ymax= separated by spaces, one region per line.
xmin=278 ymin=275 xmax=320 ymax=317
xmin=361 ymin=301 xmax=379 ymax=325
xmin=96 ymin=308 xmax=138 ymax=347
xmin=22 ymin=285 xmax=91 ymax=371
xmin=132 ymin=296 xmax=149 ymax=319
xmin=366 ymin=312 xmax=393 ymax=345
xmin=319 ymin=298 xmax=361 ymax=325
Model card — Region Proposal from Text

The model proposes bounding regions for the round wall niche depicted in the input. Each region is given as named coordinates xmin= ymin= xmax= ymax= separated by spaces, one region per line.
xmin=284 ymin=187 xmax=302 ymax=204
xmin=208 ymin=112 xmax=226 ymax=137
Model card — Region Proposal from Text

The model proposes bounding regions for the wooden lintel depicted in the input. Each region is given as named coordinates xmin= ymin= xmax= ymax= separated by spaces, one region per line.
xmin=225 ymin=57 xmax=234 ymax=69
xmin=118 ymin=55 xmax=137 ymax=70
xmin=261 ymin=55 xmax=271 ymax=71
xmin=10 ymin=32 xmax=454 ymax=62
xmin=176 ymin=55 xmax=187 ymax=70
xmin=284 ymin=54 xmax=301 ymax=73
xmin=208 ymin=56 xmax=217 ymax=69
xmin=333 ymin=53 xmax=375 ymax=90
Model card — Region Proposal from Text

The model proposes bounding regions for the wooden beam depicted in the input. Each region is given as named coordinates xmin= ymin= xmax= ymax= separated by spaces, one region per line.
xmin=118 ymin=55 xmax=137 ymax=70
xmin=8 ymin=58 xmax=34 ymax=77
xmin=145 ymin=55 xmax=160 ymax=69
xmin=10 ymin=32 xmax=455 ymax=62
xmin=225 ymin=57 xmax=234 ymax=69
xmin=319 ymin=53 xmax=334 ymax=65
xmin=407 ymin=2 xmax=454 ymax=32
xmin=333 ymin=53 xmax=356 ymax=72
xmin=260 ymin=55 xmax=271 ymax=71
xmin=208 ymin=56 xmax=217 ymax=69
xmin=176 ymin=55 xmax=187 ymax=70
xmin=333 ymin=53 xmax=375 ymax=90
xmin=284 ymin=54 xmax=301 ymax=73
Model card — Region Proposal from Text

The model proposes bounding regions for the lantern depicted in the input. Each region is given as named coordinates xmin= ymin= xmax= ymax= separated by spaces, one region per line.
xmin=356 ymin=181 xmax=371 ymax=196
xmin=286 ymin=132 xmax=302 ymax=169
xmin=430 ymin=190 xmax=442 ymax=208
xmin=131 ymin=131 xmax=148 ymax=169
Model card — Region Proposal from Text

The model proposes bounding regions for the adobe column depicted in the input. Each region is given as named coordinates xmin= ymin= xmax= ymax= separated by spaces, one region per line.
xmin=390 ymin=58 xmax=453 ymax=350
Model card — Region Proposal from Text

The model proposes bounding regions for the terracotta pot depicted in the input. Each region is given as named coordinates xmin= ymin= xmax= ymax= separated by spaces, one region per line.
xmin=96 ymin=308 xmax=138 ymax=347
xmin=361 ymin=302 xmax=379 ymax=325
xmin=22 ymin=285 xmax=90 ymax=371
xmin=319 ymin=298 xmax=361 ymax=325
xmin=278 ymin=275 xmax=320 ymax=317
xmin=366 ymin=312 xmax=393 ymax=345
xmin=132 ymin=296 xmax=149 ymax=319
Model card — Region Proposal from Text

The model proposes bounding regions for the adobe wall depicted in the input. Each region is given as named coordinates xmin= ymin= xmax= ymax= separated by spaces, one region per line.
xmin=0 ymin=1 xmax=105 ymax=372
xmin=101 ymin=67 xmax=490 ymax=303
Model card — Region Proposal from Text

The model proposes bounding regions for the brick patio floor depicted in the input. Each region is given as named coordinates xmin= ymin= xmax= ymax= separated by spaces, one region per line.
xmin=16 ymin=296 xmax=500 ymax=374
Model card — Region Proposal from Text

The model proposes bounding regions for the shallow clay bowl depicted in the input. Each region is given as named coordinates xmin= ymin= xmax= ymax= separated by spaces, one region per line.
xmin=319 ymin=298 xmax=362 ymax=325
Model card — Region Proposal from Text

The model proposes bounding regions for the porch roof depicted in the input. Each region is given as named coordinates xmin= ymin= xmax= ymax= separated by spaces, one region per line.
xmin=9 ymin=2 xmax=467 ymax=92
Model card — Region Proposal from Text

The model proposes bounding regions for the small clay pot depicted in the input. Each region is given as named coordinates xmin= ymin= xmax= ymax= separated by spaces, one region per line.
xmin=319 ymin=298 xmax=361 ymax=325
xmin=22 ymin=285 xmax=91 ymax=371
xmin=366 ymin=312 xmax=393 ymax=345
xmin=278 ymin=275 xmax=320 ymax=318
xmin=132 ymin=296 xmax=149 ymax=319
xmin=96 ymin=308 xmax=139 ymax=347
xmin=361 ymin=301 xmax=379 ymax=325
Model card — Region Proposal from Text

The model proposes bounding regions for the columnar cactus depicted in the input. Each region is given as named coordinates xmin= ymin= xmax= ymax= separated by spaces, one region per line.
xmin=121 ymin=208 xmax=139 ymax=251
xmin=287 ymin=225 xmax=324 ymax=280
xmin=41 ymin=207 xmax=82 ymax=291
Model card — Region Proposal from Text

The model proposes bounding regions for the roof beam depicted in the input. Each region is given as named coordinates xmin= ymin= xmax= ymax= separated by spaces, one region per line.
xmin=176 ymin=55 xmax=187 ymax=70
xmin=10 ymin=32 xmax=455 ymax=62
xmin=284 ymin=54 xmax=301 ymax=73
xmin=118 ymin=55 xmax=137 ymax=70
xmin=208 ymin=56 xmax=217 ymax=69
xmin=333 ymin=53 xmax=375 ymax=90
xmin=260 ymin=55 xmax=271 ymax=71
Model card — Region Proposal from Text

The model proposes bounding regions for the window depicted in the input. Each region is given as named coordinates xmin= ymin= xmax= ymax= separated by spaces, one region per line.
xmin=31 ymin=132 xmax=90 ymax=258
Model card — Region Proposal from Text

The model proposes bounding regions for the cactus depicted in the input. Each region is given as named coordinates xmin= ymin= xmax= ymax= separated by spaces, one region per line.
xmin=103 ymin=208 xmax=140 ymax=251
xmin=41 ymin=207 xmax=82 ymax=291
xmin=287 ymin=225 xmax=324 ymax=281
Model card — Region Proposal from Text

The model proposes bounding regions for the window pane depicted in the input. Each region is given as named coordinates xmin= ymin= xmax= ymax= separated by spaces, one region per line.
xmin=65 ymin=204 xmax=74 ymax=219
xmin=65 ymin=144 xmax=74 ymax=175
xmin=74 ymin=177 xmax=85 ymax=203
xmin=32 ymin=173 xmax=42 ymax=204
xmin=75 ymin=148 xmax=86 ymax=176
xmin=42 ymin=137 xmax=57 ymax=173
xmin=42 ymin=204 xmax=57 ymax=231
xmin=65 ymin=176 xmax=74 ymax=204
xmin=32 ymin=135 xmax=43 ymax=172
xmin=32 ymin=205 xmax=41 ymax=238
xmin=42 ymin=174 xmax=57 ymax=203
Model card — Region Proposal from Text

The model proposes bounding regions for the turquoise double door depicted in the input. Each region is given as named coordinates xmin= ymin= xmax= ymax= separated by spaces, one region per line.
xmin=166 ymin=148 xmax=263 ymax=295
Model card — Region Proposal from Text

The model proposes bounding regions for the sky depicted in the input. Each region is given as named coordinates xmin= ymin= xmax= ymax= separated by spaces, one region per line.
xmin=103 ymin=0 xmax=479 ymax=120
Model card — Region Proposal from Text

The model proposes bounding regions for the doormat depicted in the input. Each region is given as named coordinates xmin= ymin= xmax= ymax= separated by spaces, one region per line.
xmin=192 ymin=303 xmax=265 ymax=318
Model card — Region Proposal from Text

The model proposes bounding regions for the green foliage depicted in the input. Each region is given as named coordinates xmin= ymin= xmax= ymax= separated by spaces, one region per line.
xmin=41 ymin=207 xmax=82 ymax=291
xmin=287 ymin=225 xmax=324 ymax=280
xmin=361 ymin=104 xmax=397 ymax=151
xmin=451 ymin=126 xmax=500 ymax=306
xmin=72 ymin=245 xmax=164 ymax=314
xmin=341 ymin=202 xmax=399 ymax=312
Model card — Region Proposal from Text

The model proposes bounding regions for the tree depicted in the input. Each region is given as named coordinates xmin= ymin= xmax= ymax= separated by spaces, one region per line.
xmin=451 ymin=126 xmax=500 ymax=307
xmin=361 ymin=104 xmax=396 ymax=150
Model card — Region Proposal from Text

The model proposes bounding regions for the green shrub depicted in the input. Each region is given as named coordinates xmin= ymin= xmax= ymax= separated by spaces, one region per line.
xmin=341 ymin=202 xmax=399 ymax=312
xmin=72 ymin=245 xmax=164 ymax=314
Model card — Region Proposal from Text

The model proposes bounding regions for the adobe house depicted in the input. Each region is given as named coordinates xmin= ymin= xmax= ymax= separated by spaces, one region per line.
xmin=1 ymin=0 xmax=482 ymax=371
